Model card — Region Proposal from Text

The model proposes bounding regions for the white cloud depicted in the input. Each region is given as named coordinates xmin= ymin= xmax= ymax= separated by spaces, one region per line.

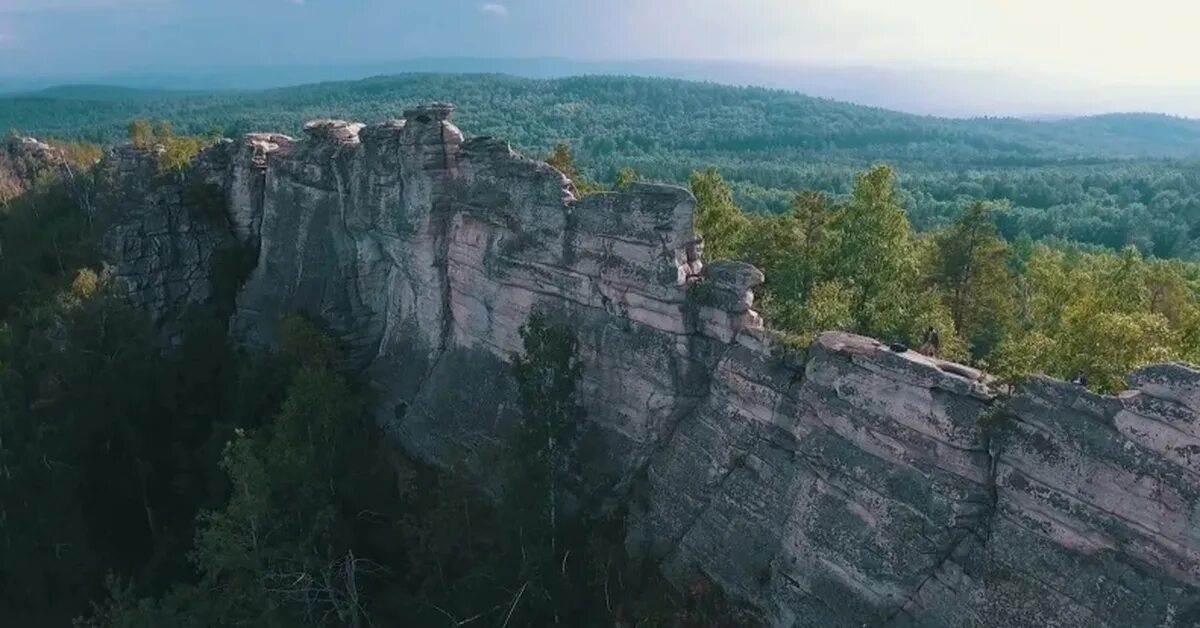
xmin=480 ymin=3 xmax=508 ymax=17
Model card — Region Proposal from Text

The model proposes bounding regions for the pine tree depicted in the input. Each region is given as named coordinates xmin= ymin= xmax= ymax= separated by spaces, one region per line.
xmin=690 ymin=168 xmax=747 ymax=261
xmin=819 ymin=165 xmax=920 ymax=340
xmin=933 ymin=202 xmax=1016 ymax=359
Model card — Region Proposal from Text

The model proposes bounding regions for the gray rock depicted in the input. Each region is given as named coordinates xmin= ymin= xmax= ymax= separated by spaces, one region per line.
xmin=92 ymin=104 xmax=1200 ymax=627
xmin=96 ymin=144 xmax=232 ymax=331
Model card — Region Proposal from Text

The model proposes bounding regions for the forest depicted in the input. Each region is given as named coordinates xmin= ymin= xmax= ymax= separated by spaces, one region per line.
xmin=5 ymin=74 xmax=1200 ymax=257
xmin=5 ymin=75 xmax=1200 ymax=626
xmin=685 ymin=163 xmax=1200 ymax=392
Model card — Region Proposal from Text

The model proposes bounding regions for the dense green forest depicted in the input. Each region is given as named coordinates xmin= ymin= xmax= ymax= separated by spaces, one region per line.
xmin=682 ymin=162 xmax=1200 ymax=391
xmin=5 ymin=74 xmax=1200 ymax=257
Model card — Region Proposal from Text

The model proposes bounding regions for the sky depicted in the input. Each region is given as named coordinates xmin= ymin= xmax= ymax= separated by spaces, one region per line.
xmin=1 ymin=0 xmax=1198 ymax=115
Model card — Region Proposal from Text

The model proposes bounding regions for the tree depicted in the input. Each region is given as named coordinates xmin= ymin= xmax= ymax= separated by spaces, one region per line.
xmin=1055 ymin=301 xmax=1176 ymax=392
xmin=0 ymin=157 xmax=20 ymax=206
xmin=128 ymin=120 xmax=153 ymax=149
xmin=153 ymin=121 xmax=174 ymax=142
xmin=509 ymin=313 xmax=583 ymax=545
xmin=791 ymin=190 xmax=832 ymax=248
xmin=188 ymin=316 xmax=375 ymax=627
xmin=501 ymin=313 xmax=603 ymax=625
xmin=819 ymin=165 xmax=921 ymax=340
xmin=615 ymin=167 xmax=640 ymax=190
xmin=932 ymin=202 xmax=1017 ymax=359
xmin=545 ymin=142 xmax=601 ymax=196
xmin=79 ymin=316 xmax=384 ymax=628
xmin=690 ymin=168 xmax=747 ymax=261
xmin=159 ymin=136 xmax=206 ymax=175
xmin=545 ymin=143 xmax=577 ymax=179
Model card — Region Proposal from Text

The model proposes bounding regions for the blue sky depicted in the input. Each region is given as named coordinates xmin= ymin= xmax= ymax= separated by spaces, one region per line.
xmin=1 ymin=0 xmax=1197 ymax=87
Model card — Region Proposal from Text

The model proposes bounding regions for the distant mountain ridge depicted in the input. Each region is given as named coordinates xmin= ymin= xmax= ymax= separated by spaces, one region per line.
xmin=5 ymin=73 xmax=1200 ymax=160
xmin=4 ymin=57 xmax=1200 ymax=118
xmin=7 ymin=72 xmax=1200 ymax=258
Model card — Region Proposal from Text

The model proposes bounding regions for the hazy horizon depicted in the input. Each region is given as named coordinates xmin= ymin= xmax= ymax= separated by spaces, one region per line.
xmin=3 ymin=0 xmax=1199 ymax=117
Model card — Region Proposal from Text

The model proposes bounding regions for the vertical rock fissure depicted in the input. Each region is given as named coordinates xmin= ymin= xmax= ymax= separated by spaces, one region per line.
xmin=402 ymin=136 xmax=459 ymax=420
xmin=878 ymin=399 xmax=1001 ymax=627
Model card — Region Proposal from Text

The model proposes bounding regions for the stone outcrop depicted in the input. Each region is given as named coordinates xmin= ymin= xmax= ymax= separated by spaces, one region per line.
xmin=96 ymin=143 xmax=234 ymax=330
xmin=2 ymin=136 xmax=64 ymax=203
xmin=636 ymin=333 xmax=1200 ymax=627
xmin=95 ymin=104 xmax=1200 ymax=627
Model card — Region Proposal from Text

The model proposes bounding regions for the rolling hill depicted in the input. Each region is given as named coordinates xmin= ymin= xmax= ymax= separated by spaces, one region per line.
xmin=5 ymin=73 xmax=1200 ymax=256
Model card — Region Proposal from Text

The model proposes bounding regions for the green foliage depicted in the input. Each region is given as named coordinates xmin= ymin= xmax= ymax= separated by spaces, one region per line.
xmin=127 ymin=120 xmax=152 ymax=149
xmin=63 ymin=309 xmax=749 ymax=628
xmin=987 ymin=250 xmax=1191 ymax=393
xmin=770 ymin=331 xmax=811 ymax=366
xmin=14 ymin=71 xmax=1200 ymax=627
xmin=159 ymin=135 xmax=207 ymax=174
xmin=545 ymin=141 xmax=602 ymax=196
xmin=796 ymin=280 xmax=855 ymax=337
xmin=931 ymin=202 xmax=1017 ymax=358
xmin=125 ymin=118 xmax=207 ymax=174
xmin=820 ymin=165 xmax=921 ymax=339
xmin=508 ymin=313 xmax=584 ymax=533
xmin=691 ymin=167 xmax=748 ymax=260
xmin=186 ymin=317 xmax=371 ymax=626
xmin=716 ymin=161 xmax=1200 ymax=390
xmin=0 ymin=276 xmax=258 ymax=626
xmin=0 ymin=130 xmax=751 ymax=627
xmin=10 ymin=74 xmax=1200 ymax=256
xmin=74 ymin=316 xmax=385 ymax=628
xmin=732 ymin=165 xmax=929 ymax=344
xmin=0 ymin=150 xmax=101 ymax=318
xmin=153 ymin=120 xmax=174 ymax=141
xmin=497 ymin=312 xmax=603 ymax=625
xmin=47 ymin=139 xmax=104 ymax=170
xmin=615 ymin=166 xmax=640 ymax=190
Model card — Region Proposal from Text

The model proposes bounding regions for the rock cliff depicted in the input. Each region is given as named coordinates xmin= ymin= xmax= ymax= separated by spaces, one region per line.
xmin=95 ymin=104 xmax=1200 ymax=627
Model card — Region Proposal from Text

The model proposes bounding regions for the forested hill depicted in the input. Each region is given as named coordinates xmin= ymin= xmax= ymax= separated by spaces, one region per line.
xmin=5 ymin=73 xmax=1200 ymax=256
xmin=8 ymin=75 xmax=1200 ymax=159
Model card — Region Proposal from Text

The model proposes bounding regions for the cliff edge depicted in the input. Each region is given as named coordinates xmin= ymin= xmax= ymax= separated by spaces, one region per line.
xmin=95 ymin=104 xmax=1200 ymax=627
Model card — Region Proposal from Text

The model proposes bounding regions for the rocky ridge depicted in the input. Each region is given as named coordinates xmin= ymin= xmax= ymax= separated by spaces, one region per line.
xmin=95 ymin=104 xmax=1200 ymax=627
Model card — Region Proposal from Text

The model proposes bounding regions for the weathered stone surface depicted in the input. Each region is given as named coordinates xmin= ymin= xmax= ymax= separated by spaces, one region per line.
xmin=634 ymin=333 xmax=997 ymax=627
xmin=978 ymin=376 xmax=1200 ymax=628
xmin=93 ymin=104 xmax=1200 ymax=626
xmin=97 ymin=144 xmax=234 ymax=329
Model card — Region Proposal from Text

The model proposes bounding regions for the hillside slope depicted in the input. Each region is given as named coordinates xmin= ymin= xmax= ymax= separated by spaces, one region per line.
xmin=6 ymin=75 xmax=1200 ymax=160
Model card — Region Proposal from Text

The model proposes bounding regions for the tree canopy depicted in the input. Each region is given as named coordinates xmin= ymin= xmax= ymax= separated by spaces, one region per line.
xmin=7 ymin=74 xmax=1200 ymax=256
xmin=696 ymin=166 xmax=1200 ymax=391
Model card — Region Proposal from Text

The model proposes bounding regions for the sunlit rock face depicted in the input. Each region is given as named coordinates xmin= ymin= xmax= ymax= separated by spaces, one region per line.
xmin=637 ymin=332 xmax=1200 ymax=627
xmin=96 ymin=104 xmax=1200 ymax=627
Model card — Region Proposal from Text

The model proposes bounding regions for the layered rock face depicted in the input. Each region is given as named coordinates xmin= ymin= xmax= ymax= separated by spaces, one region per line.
xmin=638 ymin=333 xmax=1200 ymax=627
xmin=97 ymin=144 xmax=233 ymax=326
xmin=97 ymin=104 xmax=1200 ymax=627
